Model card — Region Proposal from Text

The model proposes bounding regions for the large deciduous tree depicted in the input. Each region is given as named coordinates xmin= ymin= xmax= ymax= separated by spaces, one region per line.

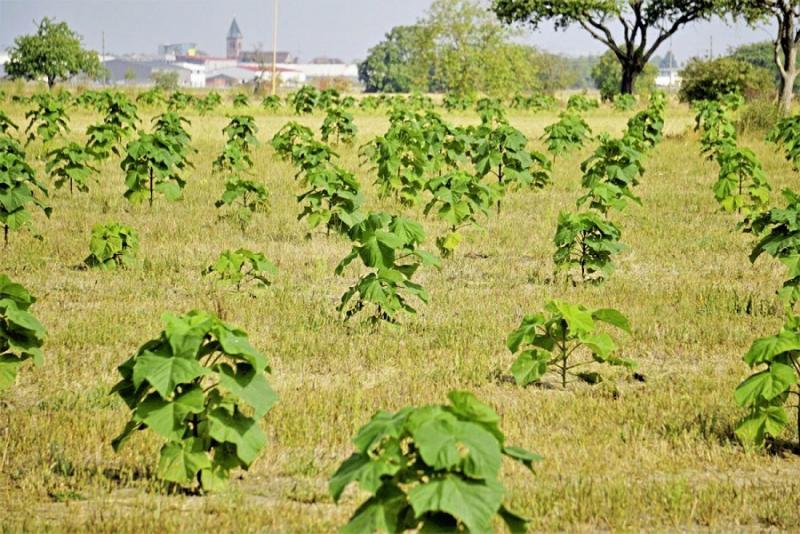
xmin=732 ymin=2 xmax=800 ymax=111
xmin=491 ymin=1 xmax=721 ymax=94
xmin=6 ymin=17 xmax=100 ymax=89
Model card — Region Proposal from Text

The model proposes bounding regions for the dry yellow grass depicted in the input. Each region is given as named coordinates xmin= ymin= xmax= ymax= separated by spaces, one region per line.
xmin=1 ymin=90 xmax=799 ymax=532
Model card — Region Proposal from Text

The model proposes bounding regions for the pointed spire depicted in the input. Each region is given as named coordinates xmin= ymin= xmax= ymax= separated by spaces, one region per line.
xmin=228 ymin=18 xmax=242 ymax=39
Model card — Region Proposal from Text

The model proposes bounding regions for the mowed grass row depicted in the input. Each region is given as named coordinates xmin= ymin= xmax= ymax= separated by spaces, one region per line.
xmin=1 ymin=99 xmax=799 ymax=531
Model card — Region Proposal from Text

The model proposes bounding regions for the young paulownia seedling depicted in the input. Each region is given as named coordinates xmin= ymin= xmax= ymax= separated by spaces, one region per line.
xmin=0 ymin=274 xmax=46 ymax=391
xmin=202 ymin=249 xmax=277 ymax=292
xmin=329 ymin=390 xmax=539 ymax=533
xmin=111 ymin=310 xmax=277 ymax=492
xmin=507 ymin=300 xmax=634 ymax=387
xmin=85 ymin=222 xmax=139 ymax=269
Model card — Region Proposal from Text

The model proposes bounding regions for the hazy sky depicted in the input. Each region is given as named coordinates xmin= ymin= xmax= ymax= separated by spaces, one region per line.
xmin=0 ymin=0 xmax=775 ymax=63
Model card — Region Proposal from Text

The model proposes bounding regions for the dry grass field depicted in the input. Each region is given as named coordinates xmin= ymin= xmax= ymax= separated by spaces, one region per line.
xmin=1 ymin=88 xmax=799 ymax=532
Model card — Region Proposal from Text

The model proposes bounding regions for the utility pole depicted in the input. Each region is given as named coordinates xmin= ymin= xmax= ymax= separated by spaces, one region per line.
xmin=101 ymin=31 xmax=106 ymax=86
xmin=271 ymin=0 xmax=279 ymax=95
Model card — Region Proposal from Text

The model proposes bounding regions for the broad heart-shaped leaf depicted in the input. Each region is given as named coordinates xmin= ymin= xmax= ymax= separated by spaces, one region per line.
xmin=329 ymin=445 xmax=404 ymax=502
xmin=216 ymin=363 xmax=277 ymax=418
xmin=734 ymin=360 xmax=797 ymax=406
xmin=550 ymin=300 xmax=595 ymax=334
xmin=353 ymin=408 xmax=412 ymax=453
xmin=132 ymin=349 xmax=209 ymax=398
xmin=213 ymin=326 xmax=268 ymax=371
xmin=411 ymin=414 xmax=502 ymax=481
xmin=408 ymin=474 xmax=504 ymax=534
xmin=0 ymin=354 xmax=22 ymax=391
xmin=510 ymin=350 xmax=549 ymax=386
xmin=341 ymin=483 xmax=410 ymax=534
xmin=207 ymin=407 xmax=266 ymax=465
xmin=580 ymin=332 xmax=618 ymax=360
xmin=162 ymin=311 xmax=213 ymax=358
xmin=743 ymin=330 xmax=800 ymax=366
xmin=591 ymin=308 xmax=631 ymax=333
xmin=735 ymin=405 xmax=789 ymax=446
xmin=134 ymin=386 xmax=205 ymax=441
xmin=446 ymin=391 xmax=503 ymax=443
xmin=157 ymin=437 xmax=211 ymax=484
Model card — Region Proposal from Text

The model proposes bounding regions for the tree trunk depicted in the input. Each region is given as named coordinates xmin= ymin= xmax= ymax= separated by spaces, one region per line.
xmin=778 ymin=45 xmax=798 ymax=113
xmin=620 ymin=61 xmax=643 ymax=95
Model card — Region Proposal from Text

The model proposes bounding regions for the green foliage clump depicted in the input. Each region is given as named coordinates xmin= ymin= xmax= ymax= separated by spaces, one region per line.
xmin=290 ymin=86 xmax=320 ymax=115
xmin=475 ymin=97 xmax=507 ymax=127
xmin=713 ymin=146 xmax=770 ymax=216
xmin=24 ymin=93 xmax=70 ymax=145
xmin=330 ymin=390 xmax=538 ymax=533
xmin=120 ymin=132 xmax=186 ymax=206
xmin=553 ymin=211 xmax=623 ymax=283
xmin=336 ymin=213 xmax=439 ymax=323
xmin=321 ymin=106 xmax=358 ymax=145
xmin=215 ymin=178 xmax=270 ymax=231
xmin=0 ymin=136 xmax=51 ymax=244
xmin=203 ymin=249 xmax=277 ymax=291
xmin=566 ymin=94 xmax=599 ymax=112
xmin=46 ymin=142 xmax=97 ymax=193
xmin=577 ymin=134 xmax=644 ymax=215
xmin=767 ymin=114 xmax=800 ymax=172
xmin=194 ymin=92 xmax=222 ymax=115
xmin=297 ymin=163 xmax=363 ymax=236
xmin=442 ymin=92 xmax=474 ymax=111
xmin=232 ymin=93 xmax=250 ymax=108
xmin=679 ymin=57 xmax=773 ymax=103
xmin=111 ymin=310 xmax=277 ymax=492
xmin=613 ymin=94 xmax=636 ymax=111
xmin=0 ymin=274 xmax=46 ymax=391
xmin=213 ymin=115 xmax=259 ymax=176
xmin=507 ymin=300 xmax=633 ymax=387
xmin=424 ymin=170 xmax=499 ymax=256
xmin=542 ymin=112 xmax=592 ymax=161
xmin=261 ymin=95 xmax=281 ymax=111
xmin=734 ymin=316 xmax=800 ymax=448
xmin=86 ymin=91 xmax=140 ymax=161
xmin=85 ymin=222 xmax=138 ymax=269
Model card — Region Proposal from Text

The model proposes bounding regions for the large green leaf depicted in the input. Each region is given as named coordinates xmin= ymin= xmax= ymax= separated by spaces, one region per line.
xmin=132 ymin=350 xmax=209 ymax=398
xmin=157 ymin=438 xmax=211 ymax=484
xmin=510 ymin=350 xmax=549 ymax=386
xmin=217 ymin=363 xmax=277 ymax=417
xmin=134 ymin=387 xmax=205 ymax=441
xmin=408 ymin=475 xmax=503 ymax=534
xmin=735 ymin=405 xmax=789 ymax=446
xmin=412 ymin=416 xmax=502 ymax=480
xmin=734 ymin=361 xmax=797 ymax=406
xmin=341 ymin=483 xmax=409 ymax=534
xmin=207 ymin=407 xmax=266 ymax=465
xmin=743 ymin=330 xmax=800 ymax=366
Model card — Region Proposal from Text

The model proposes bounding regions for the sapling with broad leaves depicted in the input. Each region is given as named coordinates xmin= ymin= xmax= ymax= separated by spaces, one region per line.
xmin=0 ymin=274 xmax=46 ymax=391
xmin=577 ymin=134 xmax=644 ymax=215
xmin=120 ymin=132 xmax=186 ymax=207
xmin=734 ymin=315 xmax=800 ymax=448
xmin=321 ymin=106 xmax=358 ymax=145
xmin=136 ymin=87 xmax=166 ymax=108
xmin=0 ymin=136 xmax=51 ymax=245
xmin=297 ymin=163 xmax=364 ymax=236
xmin=202 ymin=249 xmax=277 ymax=292
xmin=24 ymin=93 xmax=70 ymax=146
xmin=554 ymin=211 xmax=623 ymax=283
xmin=442 ymin=92 xmax=473 ymax=111
xmin=85 ymin=222 xmax=139 ymax=269
xmin=424 ymin=170 xmax=499 ymax=257
xmin=232 ymin=93 xmax=250 ymax=108
xmin=507 ymin=300 xmax=633 ymax=388
xmin=329 ymin=390 xmax=539 ymax=534
xmin=290 ymin=85 xmax=319 ymax=115
xmin=46 ymin=142 xmax=98 ymax=194
xmin=261 ymin=95 xmax=281 ymax=111
xmin=542 ymin=113 xmax=592 ymax=163
xmin=475 ymin=97 xmax=507 ymax=127
xmin=215 ymin=177 xmax=270 ymax=231
xmin=473 ymin=124 xmax=551 ymax=208
xmin=270 ymin=122 xmax=314 ymax=162
xmin=566 ymin=94 xmax=599 ymax=113
xmin=613 ymin=94 xmax=636 ymax=111
xmin=748 ymin=188 xmax=800 ymax=308
xmin=335 ymin=213 xmax=440 ymax=323
xmin=713 ymin=145 xmax=771 ymax=216
xmin=767 ymin=113 xmax=800 ymax=172
xmin=194 ymin=92 xmax=221 ymax=116
xmin=111 ymin=310 xmax=277 ymax=492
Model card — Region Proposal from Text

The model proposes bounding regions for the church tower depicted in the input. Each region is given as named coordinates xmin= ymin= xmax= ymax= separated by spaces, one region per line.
xmin=226 ymin=18 xmax=242 ymax=59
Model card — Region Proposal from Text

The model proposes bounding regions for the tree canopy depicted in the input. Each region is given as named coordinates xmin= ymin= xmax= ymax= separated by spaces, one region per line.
xmin=6 ymin=17 xmax=100 ymax=89
xmin=491 ymin=1 xmax=724 ymax=93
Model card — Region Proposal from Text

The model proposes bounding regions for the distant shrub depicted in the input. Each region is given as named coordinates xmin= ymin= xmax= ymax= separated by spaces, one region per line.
xmin=678 ymin=57 xmax=773 ymax=103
